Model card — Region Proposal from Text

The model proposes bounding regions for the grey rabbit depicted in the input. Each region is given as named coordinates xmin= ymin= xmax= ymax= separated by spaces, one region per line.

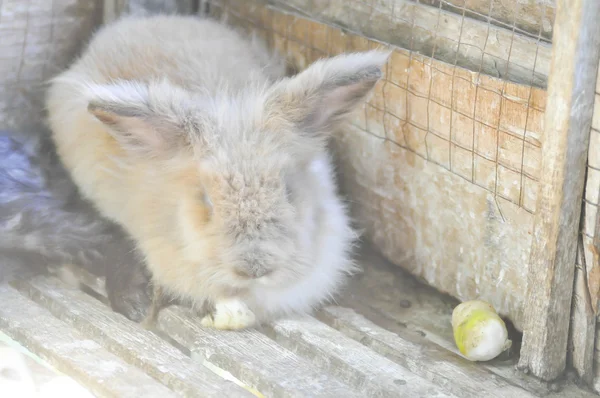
xmin=0 ymin=128 xmax=153 ymax=322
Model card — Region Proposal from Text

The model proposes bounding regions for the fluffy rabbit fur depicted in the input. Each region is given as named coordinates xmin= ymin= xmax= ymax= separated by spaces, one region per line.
xmin=46 ymin=15 xmax=389 ymax=329
xmin=0 ymin=128 xmax=153 ymax=322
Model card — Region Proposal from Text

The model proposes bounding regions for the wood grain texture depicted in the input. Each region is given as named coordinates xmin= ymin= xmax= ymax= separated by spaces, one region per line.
xmin=0 ymin=284 xmax=178 ymax=398
xmin=159 ymin=307 xmax=363 ymax=398
xmin=207 ymin=0 xmax=547 ymax=334
xmin=0 ymin=333 xmax=94 ymax=397
xmin=76 ymin=271 xmax=364 ymax=398
xmin=266 ymin=316 xmax=457 ymax=397
xmin=518 ymin=0 xmax=600 ymax=381
xmin=229 ymin=0 xmax=552 ymax=87
xmin=317 ymin=306 xmax=536 ymax=398
xmin=0 ymin=0 xmax=102 ymax=131
xmin=3 ymin=250 xmax=597 ymax=397
xmin=10 ymin=276 xmax=253 ymax=398
xmin=335 ymin=246 xmax=600 ymax=398
xmin=588 ymin=85 xmax=600 ymax=393
xmin=569 ymin=240 xmax=595 ymax=386
xmin=417 ymin=0 xmax=555 ymax=42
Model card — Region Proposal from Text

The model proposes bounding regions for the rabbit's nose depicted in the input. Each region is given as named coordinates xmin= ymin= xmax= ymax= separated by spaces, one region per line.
xmin=233 ymin=263 xmax=273 ymax=279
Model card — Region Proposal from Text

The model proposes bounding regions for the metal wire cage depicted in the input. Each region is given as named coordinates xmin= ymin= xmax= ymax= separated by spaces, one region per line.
xmin=1 ymin=0 xmax=599 ymax=388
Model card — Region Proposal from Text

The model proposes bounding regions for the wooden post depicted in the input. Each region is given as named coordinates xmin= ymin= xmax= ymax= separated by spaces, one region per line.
xmin=569 ymin=238 xmax=596 ymax=385
xmin=518 ymin=0 xmax=600 ymax=381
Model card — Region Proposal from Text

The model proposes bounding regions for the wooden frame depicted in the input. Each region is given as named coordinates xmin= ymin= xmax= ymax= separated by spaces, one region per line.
xmin=518 ymin=0 xmax=600 ymax=381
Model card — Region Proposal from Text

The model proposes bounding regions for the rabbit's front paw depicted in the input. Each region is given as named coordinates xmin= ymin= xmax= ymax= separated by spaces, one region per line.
xmin=200 ymin=299 xmax=256 ymax=330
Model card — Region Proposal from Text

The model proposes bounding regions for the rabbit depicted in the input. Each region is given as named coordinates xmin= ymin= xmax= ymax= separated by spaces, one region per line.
xmin=45 ymin=14 xmax=389 ymax=330
xmin=0 ymin=128 xmax=154 ymax=322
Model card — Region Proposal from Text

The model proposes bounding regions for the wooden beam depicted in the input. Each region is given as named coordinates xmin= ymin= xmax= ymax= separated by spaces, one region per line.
xmin=417 ymin=0 xmax=555 ymax=42
xmin=518 ymin=0 xmax=600 ymax=381
xmin=261 ymin=0 xmax=551 ymax=87
xmin=317 ymin=306 xmax=537 ymax=398
xmin=569 ymin=238 xmax=596 ymax=385
xmin=11 ymin=276 xmax=253 ymax=397
xmin=0 ymin=285 xmax=178 ymax=398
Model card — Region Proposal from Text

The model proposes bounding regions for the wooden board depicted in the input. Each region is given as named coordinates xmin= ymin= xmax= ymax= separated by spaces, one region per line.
xmin=158 ymin=307 xmax=365 ymax=398
xmin=265 ymin=318 xmax=453 ymax=397
xmin=0 ymin=0 xmax=102 ymax=131
xmin=518 ymin=0 xmax=600 ymax=381
xmin=10 ymin=276 xmax=253 ymax=398
xmin=418 ymin=0 xmax=555 ymax=42
xmin=0 ymin=284 xmax=179 ymax=398
xmin=2 ymin=247 xmax=595 ymax=397
xmin=212 ymin=0 xmax=552 ymax=87
xmin=205 ymin=0 xmax=546 ymax=331
xmin=587 ymin=35 xmax=600 ymax=396
xmin=335 ymin=246 xmax=599 ymax=398
xmin=0 ymin=332 xmax=95 ymax=397
xmin=317 ymin=306 xmax=536 ymax=398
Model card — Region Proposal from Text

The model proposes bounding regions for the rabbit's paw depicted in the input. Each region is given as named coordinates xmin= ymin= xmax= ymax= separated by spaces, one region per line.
xmin=200 ymin=299 xmax=256 ymax=330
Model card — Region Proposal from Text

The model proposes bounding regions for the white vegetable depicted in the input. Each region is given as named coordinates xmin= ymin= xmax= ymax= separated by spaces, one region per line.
xmin=451 ymin=300 xmax=512 ymax=361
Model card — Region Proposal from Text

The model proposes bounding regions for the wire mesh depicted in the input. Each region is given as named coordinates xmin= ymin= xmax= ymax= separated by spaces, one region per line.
xmin=0 ymin=0 xmax=102 ymax=132
xmin=200 ymin=0 xmax=551 ymax=214
xmin=579 ymin=74 xmax=600 ymax=277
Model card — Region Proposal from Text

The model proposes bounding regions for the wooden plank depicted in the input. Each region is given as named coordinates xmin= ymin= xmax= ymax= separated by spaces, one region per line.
xmin=0 ymin=332 xmax=95 ymax=397
xmin=569 ymin=239 xmax=596 ymax=385
xmin=227 ymin=0 xmax=552 ymax=87
xmin=11 ymin=276 xmax=255 ymax=398
xmin=0 ymin=284 xmax=177 ymax=398
xmin=518 ymin=0 xmax=600 ymax=381
xmin=317 ymin=306 xmax=535 ymax=398
xmin=75 ymin=270 xmax=361 ymax=398
xmin=0 ymin=0 xmax=101 ymax=131
xmin=158 ymin=306 xmax=363 ymax=398
xmin=265 ymin=316 xmax=457 ymax=397
xmin=336 ymin=246 xmax=600 ymax=397
xmin=417 ymin=0 xmax=555 ymax=41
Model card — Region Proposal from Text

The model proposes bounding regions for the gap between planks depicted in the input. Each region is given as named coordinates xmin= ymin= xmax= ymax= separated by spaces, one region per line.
xmin=0 ymin=284 xmax=179 ymax=398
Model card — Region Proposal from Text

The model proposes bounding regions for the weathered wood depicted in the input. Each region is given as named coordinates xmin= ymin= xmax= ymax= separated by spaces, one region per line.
xmin=335 ymin=245 xmax=599 ymax=398
xmin=589 ymin=145 xmax=600 ymax=394
xmin=265 ymin=316 xmax=457 ymax=397
xmin=518 ymin=0 xmax=600 ymax=380
xmin=0 ymin=332 xmax=94 ymax=397
xmin=569 ymin=239 xmax=596 ymax=385
xmin=317 ymin=306 xmax=535 ymax=398
xmin=11 ymin=276 xmax=254 ymax=398
xmin=75 ymin=270 xmax=362 ymax=397
xmin=417 ymin=0 xmax=555 ymax=42
xmin=585 ymin=63 xmax=600 ymax=395
xmin=78 ymin=264 xmax=456 ymax=397
xmin=159 ymin=307 xmax=363 ymax=398
xmin=592 ymin=326 xmax=600 ymax=393
xmin=230 ymin=0 xmax=551 ymax=87
xmin=214 ymin=0 xmax=547 ymax=334
xmin=0 ymin=0 xmax=102 ymax=131
xmin=0 ymin=284 xmax=177 ymax=398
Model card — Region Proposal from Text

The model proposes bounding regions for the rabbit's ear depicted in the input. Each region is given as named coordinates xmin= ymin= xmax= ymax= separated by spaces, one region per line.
xmin=268 ymin=50 xmax=389 ymax=136
xmin=86 ymin=80 xmax=193 ymax=157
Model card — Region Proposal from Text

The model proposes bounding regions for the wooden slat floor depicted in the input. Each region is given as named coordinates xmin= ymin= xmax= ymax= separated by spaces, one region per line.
xmin=0 ymin=245 xmax=596 ymax=398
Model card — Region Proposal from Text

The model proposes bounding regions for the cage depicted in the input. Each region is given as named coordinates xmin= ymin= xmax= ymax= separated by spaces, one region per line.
xmin=0 ymin=0 xmax=599 ymax=396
